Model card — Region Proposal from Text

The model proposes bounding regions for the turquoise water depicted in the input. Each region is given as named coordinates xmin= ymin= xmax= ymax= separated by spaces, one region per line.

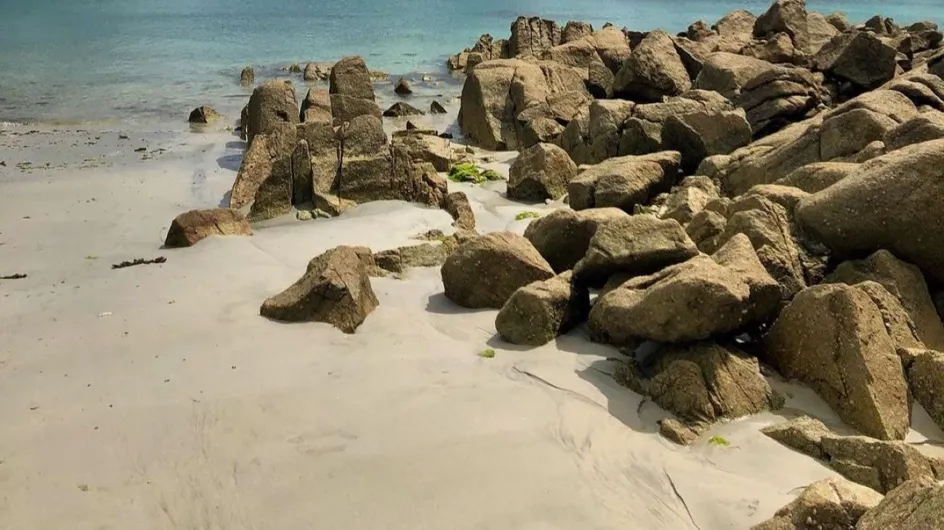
xmin=1 ymin=0 xmax=942 ymax=124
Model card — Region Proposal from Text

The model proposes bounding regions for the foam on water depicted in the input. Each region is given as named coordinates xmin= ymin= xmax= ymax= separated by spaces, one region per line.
xmin=0 ymin=0 xmax=942 ymax=125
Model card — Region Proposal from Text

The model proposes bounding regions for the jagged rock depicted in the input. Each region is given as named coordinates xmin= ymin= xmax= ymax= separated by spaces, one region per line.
xmin=775 ymin=162 xmax=856 ymax=193
xmin=906 ymin=349 xmax=944 ymax=434
xmin=240 ymin=66 xmax=255 ymax=86
xmin=430 ymin=100 xmax=447 ymax=114
xmin=300 ymin=88 xmax=332 ymax=123
xmin=796 ymin=139 xmax=944 ymax=283
xmin=521 ymin=117 xmax=566 ymax=147
xmin=290 ymin=139 xmax=313 ymax=205
xmin=613 ymin=30 xmax=692 ymax=102
xmin=761 ymin=416 xmax=833 ymax=459
xmin=260 ymin=246 xmax=379 ymax=333
xmin=713 ymin=10 xmax=758 ymax=51
xmin=231 ymin=123 xmax=297 ymax=209
xmin=820 ymin=108 xmax=898 ymax=161
xmin=298 ymin=120 xmax=340 ymax=194
xmin=588 ymin=100 xmax=635 ymax=163
xmin=807 ymin=12 xmax=840 ymax=55
xmin=383 ymin=102 xmax=425 ymax=117
xmin=734 ymin=66 xmax=827 ymax=137
xmin=742 ymin=184 xmax=809 ymax=212
xmin=568 ymin=151 xmax=681 ymax=212
xmin=444 ymin=191 xmax=475 ymax=230
xmin=392 ymin=133 xmax=454 ymax=172
xmin=590 ymin=234 xmax=780 ymax=344
xmin=495 ymin=271 xmax=590 ymax=346
xmin=742 ymin=33 xmax=799 ymax=65
xmin=694 ymin=52 xmax=777 ymax=99
xmin=750 ymin=477 xmax=883 ymax=530
xmin=248 ymin=153 xmax=294 ymax=222
xmin=164 ymin=208 xmax=252 ymax=247
xmin=329 ymin=56 xmax=375 ymax=101
xmin=375 ymin=240 xmax=457 ymax=274
xmin=821 ymin=435 xmax=941 ymax=493
xmin=852 ymin=281 xmax=924 ymax=350
xmin=507 ymin=143 xmax=578 ymax=201
xmin=753 ymin=0 xmax=809 ymax=54
xmin=587 ymin=59 xmax=615 ymax=98
xmin=586 ymin=26 xmax=633 ymax=71
xmin=330 ymin=93 xmax=382 ymax=126
xmin=857 ymin=479 xmax=944 ymax=530
xmin=245 ymin=80 xmax=299 ymax=145
xmin=441 ymin=232 xmax=554 ymax=309
xmin=659 ymin=176 xmax=721 ymax=224
xmin=659 ymin=419 xmax=700 ymax=445
xmin=686 ymin=210 xmax=727 ymax=253
xmin=662 ymin=109 xmax=753 ymax=172
xmin=813 ymin=32 xmax=898 ymax=91
xmin=394 ymin=77 xmax=412 ymax=96
xmin=509 ymin=17 xmax=561 ymax=58
xmin=764 ymin=283 xmax=911 ymax=440
xmin=573 ymin=215 xmax=698 ymax=288
xmin=883 ymin=111 xmax=944 ymax=151
xmin=615 ymin=341 xmax=781 ymax=432
xmin=562 ymin=21 xmax=593 ymax=43
xmin=313 ymin=191 xmax=356 ymax=217
xmin=523 ymin=207 xmax=629 ymax=273
xmin=825 ymin=250 xmax=944 ymax=350
xmin=188 ymin=106 xmax=221 ymax=124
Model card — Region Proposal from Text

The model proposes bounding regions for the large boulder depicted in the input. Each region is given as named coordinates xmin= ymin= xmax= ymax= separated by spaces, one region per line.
xmin=230 ymin=123 xmax=297 ymax=210
xmin=616 ymin=342 xmax=781 ymax=438
xmin=796 ymin=139 xmax=944 ymax=284
xmin=658 ymin=175 xmax=721 ymax=224
xmin=883 ymin=111 xmax=944 ymax=151
xmin=240 ymin=66 xmax=255 ymax=87
xmin=856 ymin=479 xmax=944 ymax=530
xmin=245 ymin=80 xmax=299 ymax=145
xmin=507 ymin=143 xmax=578 ymax=201
xmin=694 ymin=52 xmax=777 ymax=99
xmin=329 ymin=56 xmax=375 ymax=101
xmin=813 ymin=32 xmax=898 ymax=91
xmin=806 ymin=12 xmax=840 ymax=55
xmin=260 ymin=246 xmax=379 ymax=334
xmin=589 ymin=234 xmax=780 ymax=344
xmin=495 ymin=271 xmax=590 ymax=346
xmin=391 ymin=132 xmax=455 ymax=172
xmin=713 ymin=10 xmax=758 ymax=51
xmin=573 ymin=215 xmax=698 ymax=288
xmin=763 ymin=283 xmax=911 ymax=440
xmin=568 ymin=151 xmax=681 ymax=212
xmin=300 ymin=88 xmax=332 ymax=123
xmin=734 ymin=66 xmax=828 ymax=138
xmin=662 ymin=109 xmax=753 ymax=172
xmin=753 ymin=0 xmax=810 ymax=54
xmin=523 ymin=207 xmax=629 ymax=273
xmin=750 ymin=478 xmax=883 ymax=530
xmin=613 ymin=30 xmax=692 ymax=102
xmin=509 ymin=17 xmax=561 ymax=58
xmin=164 ymin=208 xmax=252 ymax=247
xmin=775 ymin=161 xmax=857 ymax=193
xmin=330 ymin=93 xmax=382 ymax=126
xmin=825 ymin=250 xmax=944 ymax=351
xmin=441 ymin=232 xmax=555 ymax=309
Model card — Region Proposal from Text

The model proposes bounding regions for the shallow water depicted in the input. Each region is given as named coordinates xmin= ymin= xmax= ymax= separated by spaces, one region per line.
xmin=1 ymin=0 xmax=942 ymax=125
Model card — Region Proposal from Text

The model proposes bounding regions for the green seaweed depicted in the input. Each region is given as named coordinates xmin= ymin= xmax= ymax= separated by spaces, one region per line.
xmin=478 ymin=348 xmax=496 ymax=359
xmin=708 ymin=435 xmax=730 ymax=447
xmin=515 ymin=211 xmax=541 ymax=221
xmin=448 ymin=163 xmax=504 ymax=184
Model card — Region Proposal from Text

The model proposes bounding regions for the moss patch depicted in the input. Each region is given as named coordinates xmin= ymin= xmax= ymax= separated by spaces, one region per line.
xmin=515 ymin=211 xmax=541 ymax=221
xmin=448 ymin=163 xmax=504 ymax=184
xmin=478 ymin=348 xmax=496 ymax=359
xmin=708 ymin=435 xmax=730 ymax=447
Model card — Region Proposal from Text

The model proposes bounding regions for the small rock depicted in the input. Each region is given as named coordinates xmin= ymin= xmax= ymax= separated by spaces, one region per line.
xmin=394 ymin=77 xmax=413 ymax=95
xmin=430 ymin=101 xmax=447 ymax=114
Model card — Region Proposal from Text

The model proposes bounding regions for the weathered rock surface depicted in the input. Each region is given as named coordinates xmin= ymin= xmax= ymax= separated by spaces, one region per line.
xmin=856 ymin=479 xmax=944 ymax=530
xmin=775 ymin=161 xmax=856 ymax=193
xmin=694 ymin=52 xmax=777 ymax=100
xmin=589 ymin=234 xmax=780 ymax=344
xmin=444 ymin=191 xmax=476 ymax=230
xmin=814 ymin=32 xmax=898 ymax=91
xmin=441 ymin=232 xmax=554 ymax=309
xmin=523 ymin=207 xmax=629 ymax=273
xmin=260 ymin=246 xmax=379 ymax=334
xmin=753 ymin=0 xmax=809 ymax=54
xmin=188 ymin=106 xmax=221 ymax=124
xmin=734 ymin=66 xmax=828 ymax=138
xmin=300 ymin=88 xmax=333 ymax=123
xmin=613 ymin=30 xmax=692 ymax=102
xmin=507 ymin=143 xmax=578 ymax=201
xmin=240 ymin=66 xmax=255 ymax=86
xmin=245 ymin=80 xmax=299 ymax=145
xmin=764 ymin=284 xmax=911 ymax=440
xmin=662 ymin=109 xmax=753 ymax=172
xmin=495 ymin=271 xmax=590 ymax=346
xmin=165 ymin=208 xmax=252 ymax=247
xmin=750 ymin=477 xmax=883 ymax=530
xmin=383 ymin=102 xmax=425 ymax=117
xmin=658 ymin=176 xmax=721 ymax=224
xmin=568 ymin=152 xmax=681 ymax=212
xmin=906 ymin=349 xmax=944 ymax=434
xmin=329 ymin=56 xmax=375 ymax=101
xmin=509 ymin=17 xmax=561 ymax=58
xmin=330 ymin=93 xmax=382 ymax=126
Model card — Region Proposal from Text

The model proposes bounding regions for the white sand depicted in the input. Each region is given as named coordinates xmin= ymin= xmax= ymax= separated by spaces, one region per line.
xmin=2 ymin=128 xmax=942 ymax=529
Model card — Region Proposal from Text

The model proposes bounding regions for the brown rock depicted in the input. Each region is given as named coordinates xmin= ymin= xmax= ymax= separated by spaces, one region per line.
xmin=394 ymin=77 xmax=413 ymax=96
xmin=245 ymin=80 xmax=299 ymax=145
xmin=568 ymin=152 xmax=681 ymax=212
xmin=383 ymin=102 xmax=425 ymax=117
xmin=300 ymin=88 xmax=332 ymax=123
xmin=444 ymin=191 xmax=476 ymax=230
xmin=523 ymin=207 xmax=629 ymax=273
xmin=907 ymin=349 xmax=944 ymax=434
xmin=750 ymin=478 xmax=882 ymax=530
xmin=761 ymin=416 xmax=833 ymax=459
xmin=509 ymin=16 xmax=561 ymax=58
xmin=508 ymin=143 xmax=578 ymax=201
xmin=662 ymin=109 xmax=753 ymax=172
xmin=813 ymin=32 xmax=898 ymax=91
xmin=240 ymin=66 xmax=255 ymax=87
xmin=164 ymin=208 xmax=252 ymax=247
xmin=329 ymin=56 xmax=375 ymax=101
xmin=188 ymin=106 xmax=221 ymax=124
xmin=753 ymin=0 xmax=810 ymax=54
xmin=613 ymin=30 xmax=692 ymax=102
xmin=330 ymin=93 xmax=382 ymax=126
xmin=230 ymin=123 xmax=297 ymax=210
xmin=694 ymin=52 xmax=777 ymax=99
xmin=856 ymin=479 xmax=944 ymax=530
xmin=495 ymin=271 xmax=590 ymax=346
xmin=775 ymin=162 xmax=856 ymax=193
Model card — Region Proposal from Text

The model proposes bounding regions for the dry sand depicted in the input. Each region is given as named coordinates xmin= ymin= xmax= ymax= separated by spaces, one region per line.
xmin=2 ymin=124 xmax=943 ymax=530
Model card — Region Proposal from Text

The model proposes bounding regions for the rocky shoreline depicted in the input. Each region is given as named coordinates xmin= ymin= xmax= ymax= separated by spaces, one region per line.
xmin=162 ymin=0 xmax=944 ymax=527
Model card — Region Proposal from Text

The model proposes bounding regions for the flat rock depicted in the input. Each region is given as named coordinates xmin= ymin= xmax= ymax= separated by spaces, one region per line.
xmin=164 ymin=208 xmax=252 ymax=247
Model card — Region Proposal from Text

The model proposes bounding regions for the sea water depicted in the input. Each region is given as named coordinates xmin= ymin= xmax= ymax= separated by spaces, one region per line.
xmin=1 ymin=0 xmax=942 ymax=125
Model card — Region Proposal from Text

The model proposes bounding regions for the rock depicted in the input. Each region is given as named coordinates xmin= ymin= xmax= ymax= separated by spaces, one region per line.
xmin=329 ymin=56 xmax=375 ymax=101
xmin=825 ymin=250 xmax=944 ymax=350
xmin=764 ymin=283 xmax=911 ymax=440
xmin=814 ymin=32 xmax=898 ymax=91
xmin=807 ymin=12 xmax=840 ymax=55
xmin=613 ymin=30 xmax=692 ymax=102
xmin=615 ymin=341 xmax=781 ymax=430
xmin=300 ymin=88 xmax=332 ymax=123
xmin=495 ymin=271 xmax=590 ymax=346
xmin=245 ymin=80 xmax=299 ymax=145
xmin=313 ymin=191 xmax=356 ymax=217
xmin=430 ymin=100 xmax=447 ymax=114
xmin=753 ymin=0 xmax=810 ymax=54
xmin=230 ymin=123 xmax=297 ymax=210
xmin=586 ymin=26 xmax=633 ymax=71
xmin=298 ymin=121 xmax=340 ymax=193
xmin=742 ymin=183 xmax=809 ymax=212
xmin=734 ymin=65 xmax=828 ymax=137
xmin=906 ymin=349 xmax=944 ymax=434
xmin=775 ymin=162 xmax=856 ymax=193
xmin=523 ymin=207 xmax=629 ymax=273
xmin=290 ymin=139 xmax=313 ymax=205
xmin=164 ymin=208 xmax=252 ymax=247
xmin=796 ymin=139 xmax=944 ymax=284
xmin=260 ymin=246 xmax=379 ymax=333
xmin=573 ymin=215 xmax=698 ymax=288
xmin=444 ymin=191 xmax=475 ymax=230
xmin=856 ymin=479 xmax=944 ymax=530
xmin=383 ymin=102 xmax=425 ymax=117
xmin=658 ymin=176 xmax=720 ymax=224
xmin=188 ymin=106 xmax=221 ymax=124
xmin=507 ymin=143 xmax=578 ymax=201
xmin=713 ymin=10 xmax=758 ymax=51
xmin=392 ymin=133 xmax=454 ymax=172
xmin=562 ymin=21 xmax=593 ymax=43
xmin=394 ymin=77 xmax=412 ymax=96
xmin=694 ymin=52 xmax=777 ymax=99
xmin=662 ymin=109 xmax=753 ymax=172
xmin=821 ymin=435 xmax=941 ymax=493
xmin=521 ymin=117 xmax=566 ymax=147
xmin=248 ymin=154 xmax=294 ymax=222
xmin=883 ymin=112 xmax=944 ymax=151
xmin=588 ymin=99 xmax=635 ymax=163
xmin=742 ymin=33 xmax=800 ymax=65
xmin=820 ymin=108 xmax=898 ymax=161
xmin=853 ymin=281 xmax=924 ymax=350
xmin=761 ymin=416 xmax=833 ymax=459
xmin=826 ymin=13 xmax=851 ymax=32
xmin=240 ymin=66 xmax=255 ymax=86
xmin=589 ymin=234 xmax=780 ymax=344
xmin=568 ymin=152 xmax=681 ymax=212
xmin=659 ymin=419 xmax=700 ymax=445
xmin=441 ymin=232 xmax=554 ymax=309
xmin=750 ymin=478 xmax=883 ymax=530
xmin=686 ymin=210 xmax=727 ymax=253
xmin=376 ymin=240 xmax=458 ymax=274
xmin=342 ymin=114 xmax=387 ymax=157
xmin=303 ymin=63 xmax=318 ymax=82
xmin=509 ymin=17 xmax=561 ymax=58
xmin=330 ymin=93 xmax=382 ymax=125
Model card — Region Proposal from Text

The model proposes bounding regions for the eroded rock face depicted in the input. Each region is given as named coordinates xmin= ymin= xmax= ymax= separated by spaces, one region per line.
xmin=568 ymin=152 xmax=681 ymax=212
xmin=507 ymin=143 xmax=578 ymax=201
xmin=764 ymin=284 xmax=911 ymax=440
xmin=260 ymin=246 xmax=379 ymax=334
xmin=753 ymin=0 xmax=809 ymax=54
xmin=509 ymin=17 xmax=561 ymax=58
xmin=616 ymin=342 xmax=781 ymax=437
xmin=495 ymin=271 xmax=590 ymax=346
xmin=523 ymin=207 xmax=629 ymax=273
xmin=613 ymin=30 xmax=692 ymax=102
xmin=662 ymin=109 xmax=753 ymax=172
xmin=857 ymin=479 xmax=944 ymax=530
xmin=165 ymin=208 xmax=252 ymax=247
xmin=245 ymin=80 xmax=299 ymax=145
xmin=750 ymin=478 xmax=883 ymax=530
xmin=329 ymin=56 xmax=376 ymax=101
xmin=441 ymin=232 xmax=554 ymax=309
xmin=775 ymin=162 xmax=856 ymax=193
xmin=444 ymin=191 xmax=476 ymax=231
xmin=589 ymin=234 xmax=780 ymax=344
xmin=906 ymin=349 xmax=944 ymax=435
xmin=813 ymin=32 xmax=898 ymax=91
